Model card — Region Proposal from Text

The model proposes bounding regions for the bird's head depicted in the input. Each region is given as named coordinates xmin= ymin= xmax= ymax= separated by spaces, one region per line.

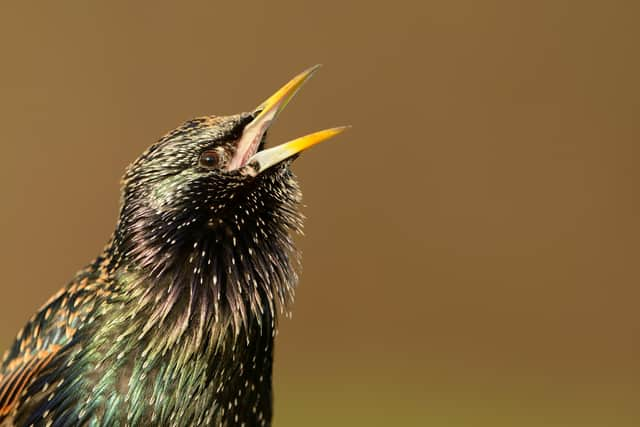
xmin=112 ymin=66 xmax=346 ymax=322
xmin=121 ymin=65 xmax=345 ymax=223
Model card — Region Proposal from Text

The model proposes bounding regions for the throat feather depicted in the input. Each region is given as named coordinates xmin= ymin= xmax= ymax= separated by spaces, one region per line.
xmin=115 ymin=198 xmax=302 ymax=346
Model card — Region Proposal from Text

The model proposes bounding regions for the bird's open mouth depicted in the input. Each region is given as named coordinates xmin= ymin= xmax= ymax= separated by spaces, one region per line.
xmin=226 ymin=65 xmax=348 ymax=176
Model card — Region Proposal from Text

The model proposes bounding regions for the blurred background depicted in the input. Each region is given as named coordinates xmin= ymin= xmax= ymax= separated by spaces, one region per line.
xmin=0 ymin=1 xmax=638 ymax=426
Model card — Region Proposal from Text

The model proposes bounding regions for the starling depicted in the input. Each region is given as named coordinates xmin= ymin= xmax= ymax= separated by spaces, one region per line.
xmin=0 ymin=66 xmax=347 ymax=426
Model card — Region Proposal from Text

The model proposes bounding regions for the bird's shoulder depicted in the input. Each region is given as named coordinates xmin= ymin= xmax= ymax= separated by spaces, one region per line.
xmin=0 ymin=254 xmax=113 ymax=420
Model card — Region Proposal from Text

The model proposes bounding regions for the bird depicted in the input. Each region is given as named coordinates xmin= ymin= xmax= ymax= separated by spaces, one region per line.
xmin=0 ymin=65 xmax=347 ymax=427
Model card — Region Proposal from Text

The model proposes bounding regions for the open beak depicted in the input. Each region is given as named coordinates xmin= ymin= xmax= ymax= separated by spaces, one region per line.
xmin=227 ymin=65 xmax=349 ymax=174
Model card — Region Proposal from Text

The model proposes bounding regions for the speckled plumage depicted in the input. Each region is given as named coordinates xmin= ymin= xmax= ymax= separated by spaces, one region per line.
xmin=0 ymin=109 xmax=308 ymax=426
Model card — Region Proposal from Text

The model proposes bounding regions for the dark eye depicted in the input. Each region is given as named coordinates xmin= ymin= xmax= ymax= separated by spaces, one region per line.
xmin=199 ymin=149 xmax=220 ymax=169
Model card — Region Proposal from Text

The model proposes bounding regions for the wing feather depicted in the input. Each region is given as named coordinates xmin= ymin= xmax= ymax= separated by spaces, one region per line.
xmin=0 ymin=345 xmax=61 ymax=416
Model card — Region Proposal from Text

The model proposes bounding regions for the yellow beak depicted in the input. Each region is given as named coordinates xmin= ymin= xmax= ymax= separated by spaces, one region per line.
xmin=246 ymin=127 xmax=350 ymax=175
xmin=253 ymin=64 xmax=321 ymax=124
xmin=228 ymin=65 xmax=349 ymax=173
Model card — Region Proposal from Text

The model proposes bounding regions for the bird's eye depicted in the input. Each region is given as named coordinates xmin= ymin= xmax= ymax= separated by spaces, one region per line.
xmin=199 ymin=149 xmax=220 ymax=169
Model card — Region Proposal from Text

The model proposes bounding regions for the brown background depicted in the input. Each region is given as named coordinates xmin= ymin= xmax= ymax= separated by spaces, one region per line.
xmin=0 ymin=1 xmax=638 ymax=426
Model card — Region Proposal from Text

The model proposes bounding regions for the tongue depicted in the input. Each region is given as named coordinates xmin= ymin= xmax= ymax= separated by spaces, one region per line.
xmin=227 ymin=114 xmax=275 ymax=171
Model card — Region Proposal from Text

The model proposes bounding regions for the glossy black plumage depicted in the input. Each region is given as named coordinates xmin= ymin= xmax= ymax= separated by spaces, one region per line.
xmin=0 ymin=67 xmax=346 ymax=426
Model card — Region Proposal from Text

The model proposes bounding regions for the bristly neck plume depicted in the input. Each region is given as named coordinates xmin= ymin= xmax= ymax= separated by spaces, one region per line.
xmin=107 ymin=162 xmax=304 ymax=342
